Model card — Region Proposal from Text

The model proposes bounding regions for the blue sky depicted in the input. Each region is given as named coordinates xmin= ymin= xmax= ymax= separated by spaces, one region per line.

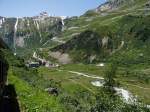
xmin=0 ymin=0 xmax=106 ymax=17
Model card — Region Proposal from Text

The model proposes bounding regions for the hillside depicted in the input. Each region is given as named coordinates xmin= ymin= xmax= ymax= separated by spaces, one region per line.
xmin=0 ymin=0 xmax=150 ymax=111
xmin=0 ymin=40 xmax=66 ymax=112
xmin=50 ymin=0 xmax=150 ymax=65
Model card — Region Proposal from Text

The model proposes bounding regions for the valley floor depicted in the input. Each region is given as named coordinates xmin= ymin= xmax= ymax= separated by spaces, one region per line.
xmin=38 ymin=64 xmax=150 ymax=104
xmin=7 ymin=63 xmax=150 ymax=112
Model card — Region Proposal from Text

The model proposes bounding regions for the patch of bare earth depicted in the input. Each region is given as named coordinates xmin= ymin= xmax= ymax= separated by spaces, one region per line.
xmin=49 ymin=51 xmax=72 ymax=64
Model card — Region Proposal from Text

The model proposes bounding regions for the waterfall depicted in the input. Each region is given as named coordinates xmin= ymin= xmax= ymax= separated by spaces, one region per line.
xmin=34 ymin=19 xmax=42 ymax=43
xmin=27 ymin=20 xmax=30 ymax=27
xmin=34 ymin=19 xmax=40 ymax=30
xmin=14 ymin=18 xmax=19 ymax=55
xmin=61 ymin=18 xmax=65 ymax=26
xmin=35 ymin=20 xmax=42 ymax=43
xmin=0 ymin=19 xmax=2 ymax=28
xmin=0 ymin=18 xmax=5 ymax=28
xmin=34 ymin=20 xmax=36 ymax=28
xmin=2 ymin=18 xmax=5 ymax=22
xmin=36 ymin=20 xmax=42 ymax=43
xmin=60 ymin=16 xmax=66 ymax=31
xmin=35 ymin=20 xmax=40 ymax=30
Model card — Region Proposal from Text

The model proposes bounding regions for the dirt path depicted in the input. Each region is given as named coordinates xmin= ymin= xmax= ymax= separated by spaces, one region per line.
xmin=68 ymin=71 xmax=104 ymax=79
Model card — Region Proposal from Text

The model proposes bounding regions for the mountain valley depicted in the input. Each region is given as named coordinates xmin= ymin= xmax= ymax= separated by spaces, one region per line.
xmin=0 ymin=0 xmax=150 ymax=111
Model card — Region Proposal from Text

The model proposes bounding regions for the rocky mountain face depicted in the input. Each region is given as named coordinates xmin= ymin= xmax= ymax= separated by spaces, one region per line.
xmin=0 ymin=12 xmax=65 ymax=51
xmin=85 ymin=0 xmax=150 ymax=16
xmin=95 ymin=0 xmax=135 ymax=12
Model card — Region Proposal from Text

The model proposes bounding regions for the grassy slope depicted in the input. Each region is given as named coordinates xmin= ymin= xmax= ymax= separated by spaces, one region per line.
xmin=8 ymin=68 xmax=65 ymax=112
xmin=2 ymin=49 xmax=65 ymax=112
xmin=38 ymin=64 xmax=150 ymax=104
xmin=50 ymin=0 xmax=150 ymax=63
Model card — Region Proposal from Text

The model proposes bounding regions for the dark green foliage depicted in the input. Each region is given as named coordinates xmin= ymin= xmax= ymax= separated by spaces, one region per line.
xmin=12 ymin=67 xmax=61 ymax=90
xmin=91 ymin=63 xmax=149 ymax=112
xmin=53 ymin=30 xmax=101 ymax=52
xmin=52 ymin=30 xmax=104 ymax=63
xmin=59 ymin=94 xmax=85 ymax=112
xmin=103 ymin=63 xmax=118 ymax=93
xmin=2 ymin=49 xmax=24 ymax=67
xmin=91 ymin=90 xmax=122 ymax=112
xmin=130 ymin=16 xmax=150 ymax=42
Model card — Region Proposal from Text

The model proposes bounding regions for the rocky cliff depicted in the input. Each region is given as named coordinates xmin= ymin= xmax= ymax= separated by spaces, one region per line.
xmin=0 ymin=12 xmax=65 ymax=51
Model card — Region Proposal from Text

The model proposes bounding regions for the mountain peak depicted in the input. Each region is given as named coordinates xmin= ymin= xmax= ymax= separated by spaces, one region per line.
xmin=95 ymin=0 xmax=135 ymax=12
xmin=39 ymin=11 xmax=49 ymax=17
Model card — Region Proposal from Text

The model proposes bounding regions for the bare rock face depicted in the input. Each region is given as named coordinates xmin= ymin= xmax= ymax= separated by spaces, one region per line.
xmin=102 ymin=37 xmax=109 ymax=48
xmin=16 ymin=37 xmax=25 ymax=47
xmin=95 ymin=2 xmax=112 ymax=12
xmin=0 ymin=12 xmax=65 ymax=49
xmin=49 ymin=51 xmax=72 ymax=64
xmin=95 ymin=0 xmax=135 ymax=12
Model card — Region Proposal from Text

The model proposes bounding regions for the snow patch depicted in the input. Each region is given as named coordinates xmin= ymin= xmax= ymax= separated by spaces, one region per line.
xmin=91 ymin=80 xmax=105 ymax=87
xmin=96 ymin=63 xmax=105 ymax=67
